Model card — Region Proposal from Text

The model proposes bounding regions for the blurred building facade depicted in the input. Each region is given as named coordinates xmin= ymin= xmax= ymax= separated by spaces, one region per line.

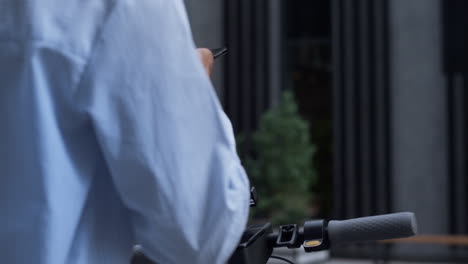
xmin=184 ymin=0 xmax=284 ymax=135
xmin=184 ymin=0 xmax=468 ymax=261
xmin=333 ymin=0 xmax=468 ymax=261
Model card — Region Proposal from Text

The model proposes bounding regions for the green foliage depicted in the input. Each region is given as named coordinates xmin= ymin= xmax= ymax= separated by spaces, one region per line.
xmin=238 ymin=91 xmax=316 ymax=224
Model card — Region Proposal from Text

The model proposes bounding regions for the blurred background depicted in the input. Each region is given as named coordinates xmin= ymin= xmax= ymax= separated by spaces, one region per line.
xmin=183 ymin=0 xmax=468 ymax=263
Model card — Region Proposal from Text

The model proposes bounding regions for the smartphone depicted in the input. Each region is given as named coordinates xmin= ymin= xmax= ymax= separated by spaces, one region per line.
xmin=211 ymin=47 xmax=228 ymax=59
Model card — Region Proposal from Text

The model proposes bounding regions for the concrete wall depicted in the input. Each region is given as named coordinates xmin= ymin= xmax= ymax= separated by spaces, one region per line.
xmin=389 ymin=0 xmax=450 ymax=258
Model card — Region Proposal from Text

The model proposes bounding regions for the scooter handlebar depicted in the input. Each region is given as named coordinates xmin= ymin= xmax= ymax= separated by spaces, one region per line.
xmin=327 ymin=212 xmax=417 ymax=245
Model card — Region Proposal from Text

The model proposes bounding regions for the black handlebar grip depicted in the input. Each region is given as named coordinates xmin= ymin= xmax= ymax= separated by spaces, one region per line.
xmin=327 ymin=212 xmax=417 ymax=245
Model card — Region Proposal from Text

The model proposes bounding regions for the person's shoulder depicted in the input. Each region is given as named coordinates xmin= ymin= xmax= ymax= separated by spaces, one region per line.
xmin=0 ymin=0 xmax=117 ymax=60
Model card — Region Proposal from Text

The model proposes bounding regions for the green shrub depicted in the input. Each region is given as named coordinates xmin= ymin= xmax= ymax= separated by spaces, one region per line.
xmin=238 ymin=91 xmax=316 ymax=224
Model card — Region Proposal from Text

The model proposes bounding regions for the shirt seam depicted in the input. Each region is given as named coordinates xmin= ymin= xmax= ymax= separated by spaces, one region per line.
xmin=71 ymin=0 xmax=120 ymax=97
xmin=0 ymin=38 xmax=87 ymax=65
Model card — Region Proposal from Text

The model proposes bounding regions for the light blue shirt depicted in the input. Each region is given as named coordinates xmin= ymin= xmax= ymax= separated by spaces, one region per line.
xmin=0 ymin=0 xmax=250 ymax=263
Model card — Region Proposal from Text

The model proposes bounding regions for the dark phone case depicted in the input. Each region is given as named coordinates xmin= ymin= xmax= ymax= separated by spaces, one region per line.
xmin=211 ymin=47 xmax=228 ymax=59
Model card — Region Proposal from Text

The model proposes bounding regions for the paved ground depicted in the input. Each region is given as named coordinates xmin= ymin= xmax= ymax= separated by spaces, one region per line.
xmin=325 ymin=260 xmax=456 ymax=264
xmin=268 ymin=259 xmax=457 ymax=264
xmin=266 ymin=249 xmax=457 ymax=264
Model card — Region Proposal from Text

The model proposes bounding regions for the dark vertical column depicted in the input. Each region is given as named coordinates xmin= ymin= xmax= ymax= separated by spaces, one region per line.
xmin=331 ymin=0 xmax=345 ymax=221
xmin=446 ymin=73 xmax=468 ymax=238
xmin=225 ymin=0 xmax=240 ymax=131
xmin=358 ymin=0 xmax=372 ymax=217
xmin=268 ymin=0 xmax=283 ymax=107
xmin=373 ymin=0 xmax=391 ymax=216
xmin=254 ymin=0 xmax=267 ymax=123
xmin=332 ymin=0 xmax=393 ymax=258
xmin=224 ymin=0 xmax=284 ymax=133
xmin=342 ymin=0 xmax=358 ymax=219
xmin=240 ymin=0 xmax=253 ymax=133
xmin=450 ymin=75 xmax=467 ymax=234
xmin=332 ymin=0 xmax=391 ymax=219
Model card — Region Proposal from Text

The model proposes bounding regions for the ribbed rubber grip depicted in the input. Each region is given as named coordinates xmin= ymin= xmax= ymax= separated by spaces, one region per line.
xmin=327 ymin=212 xmax=417 ymax=245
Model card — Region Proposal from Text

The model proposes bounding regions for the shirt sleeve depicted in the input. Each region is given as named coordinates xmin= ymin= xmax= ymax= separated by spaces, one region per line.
xmin=76 ymin=0 xmax=250 ymax=263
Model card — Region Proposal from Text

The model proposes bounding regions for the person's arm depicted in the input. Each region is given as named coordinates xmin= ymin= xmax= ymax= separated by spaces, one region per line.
xmin=77 ymin=0 xmax=250 ymax=263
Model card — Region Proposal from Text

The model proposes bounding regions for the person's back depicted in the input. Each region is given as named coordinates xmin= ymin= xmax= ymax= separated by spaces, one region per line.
xmin=0 ymin=1 xmax=250 ymax=263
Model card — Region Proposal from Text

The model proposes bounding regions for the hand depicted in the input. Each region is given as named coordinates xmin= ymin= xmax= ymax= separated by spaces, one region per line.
xmin=197 ymin=48 xmax=214 ymax=77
